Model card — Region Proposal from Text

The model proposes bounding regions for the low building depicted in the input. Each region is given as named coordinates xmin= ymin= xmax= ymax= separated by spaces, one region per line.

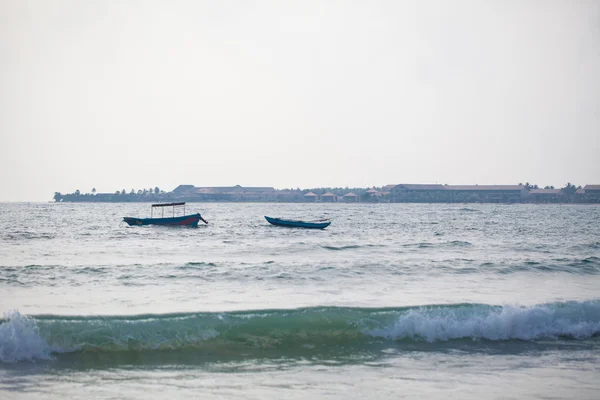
xmin=172 ymin=185 xmax=195 ymax=194
xmin=379 ymin=185 xmax=395 ymax=202
xmin=179 ymin=185 xmax=277 ymax=201
xmin=365 ymin=188 xmax=382 ymax=202
xmin=527 ymin=189 xmax=564 ymax=203
xmin=389 ymin=184 xmax=448 ymax=202
xmin=388 ymin=184 xmax=527 ymax=203
xmin=236 ymin=186 xmax=277 ymax=201
xmin=446 ymin=185 xmax=527 ymax=203
xmin=276 ymin=190 xmax=302 ymax=202
xmin=320 ymin=192 xmax=337 ymax=202
xmin=342 ymin=192 xmax=360 ymax=202
xmin=303 ymin=191 xmax=318 ymax=202
xmin=583 ymin=185 xmax=600 ymax=202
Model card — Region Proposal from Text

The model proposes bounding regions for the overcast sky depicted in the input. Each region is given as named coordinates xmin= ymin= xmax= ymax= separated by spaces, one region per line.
xmin=1 ymin=0 xmax=599 ymax=201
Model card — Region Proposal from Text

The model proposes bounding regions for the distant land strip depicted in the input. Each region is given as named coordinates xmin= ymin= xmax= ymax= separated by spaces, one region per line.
xmin=53 ymin=183 xmax=600 ymax=204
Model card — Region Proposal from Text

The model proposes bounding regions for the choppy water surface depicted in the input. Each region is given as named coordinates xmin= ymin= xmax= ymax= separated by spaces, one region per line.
xmin=1 ymin=202 xmax=599 ymax=399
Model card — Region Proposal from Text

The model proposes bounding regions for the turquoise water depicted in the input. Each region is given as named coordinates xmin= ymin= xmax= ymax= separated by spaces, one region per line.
xmin=1 ymin=203 xmax=599 ymax=399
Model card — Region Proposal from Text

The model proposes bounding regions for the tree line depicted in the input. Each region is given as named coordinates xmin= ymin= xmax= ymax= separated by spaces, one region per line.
xmin=54 ymin=187 xmax=165 ymax=202
xmin=517 ymin=182 xmax=582 ymax=195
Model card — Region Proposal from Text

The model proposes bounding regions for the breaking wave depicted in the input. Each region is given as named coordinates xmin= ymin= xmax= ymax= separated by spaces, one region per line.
xmin=2 ymin=300 xmax=600 ymax=363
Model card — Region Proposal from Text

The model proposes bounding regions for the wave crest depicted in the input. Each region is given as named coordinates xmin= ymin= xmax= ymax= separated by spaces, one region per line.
xmin=0 ymin=310 xmax=53 ymax=362
xmin=2 ymin=301 xmax=600 ymax=362
xmin=367 ymin=301 xmax=600 ymax=342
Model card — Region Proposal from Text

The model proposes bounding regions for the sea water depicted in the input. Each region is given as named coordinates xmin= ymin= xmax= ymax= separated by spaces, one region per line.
xmin=1 ymin=202 xmax=599 ymax=399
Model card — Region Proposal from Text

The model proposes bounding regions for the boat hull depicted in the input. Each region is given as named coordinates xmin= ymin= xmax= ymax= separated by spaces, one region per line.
xmin=123 ymin=213 xmax=203 ymax=227
xmin=265 ymin=216 xmax=331 ymax=229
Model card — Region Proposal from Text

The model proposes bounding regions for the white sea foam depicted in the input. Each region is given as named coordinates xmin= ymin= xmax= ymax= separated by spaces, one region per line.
xmin=0 ymin=310 xmax=53 ymax=362
xmin=2 ymin=302 xmax=599 ymax=362
xmin=367 ymin=302 xmax=600 ymax=342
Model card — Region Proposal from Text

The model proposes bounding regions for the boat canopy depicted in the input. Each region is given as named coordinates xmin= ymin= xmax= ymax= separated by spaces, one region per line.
xmin=151 ymin=202 xmax=186 ymax=218
xmin=151 ymin=202 xmax=185 ymax=207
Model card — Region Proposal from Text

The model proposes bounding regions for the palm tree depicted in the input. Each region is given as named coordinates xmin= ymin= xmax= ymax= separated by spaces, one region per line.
xmin=154 ymin=187 xmax=160 ymax=195
xmin=92 ymin=188 xmax=96 ymax=195
xmin=75 ymin=189 xmax=80 ymax=196
xmin=562 ymin=183 xmax=577 ymax=195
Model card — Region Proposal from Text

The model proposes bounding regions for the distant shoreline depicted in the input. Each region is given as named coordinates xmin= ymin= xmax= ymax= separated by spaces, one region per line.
xmin=52 ymin=183 xmax=600 ymax=204
xmin=45 ymin=201 xmax=600 ymax=206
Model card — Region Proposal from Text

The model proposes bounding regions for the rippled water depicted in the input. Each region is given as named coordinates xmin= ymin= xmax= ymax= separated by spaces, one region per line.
xmin=1 ymin=202 xmax=599 ymax=399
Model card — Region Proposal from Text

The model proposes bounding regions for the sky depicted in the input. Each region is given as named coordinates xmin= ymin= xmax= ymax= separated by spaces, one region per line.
xmin=1 ymin=0 xmax=599 ymax=201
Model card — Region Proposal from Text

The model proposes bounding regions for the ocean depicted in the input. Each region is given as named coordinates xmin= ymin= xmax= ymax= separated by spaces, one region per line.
xmin=1 ymin=202 xmax=599 ymax=399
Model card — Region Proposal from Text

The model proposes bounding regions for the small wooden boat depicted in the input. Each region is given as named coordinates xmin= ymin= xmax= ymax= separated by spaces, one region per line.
xmin=265 ymin=216 xmax=331 ymax=229
xmin=123 ymin=202 xmax=208 ymax=227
